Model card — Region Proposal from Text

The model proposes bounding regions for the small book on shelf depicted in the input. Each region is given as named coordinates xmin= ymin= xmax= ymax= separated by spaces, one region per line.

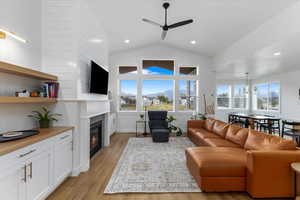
xmin=42 ymin=82 xmax=59 ymax=98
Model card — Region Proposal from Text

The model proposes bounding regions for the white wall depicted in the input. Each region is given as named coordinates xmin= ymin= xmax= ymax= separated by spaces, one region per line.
xmin=214 ymin=79 xmax=251 ymax=122
xmin=77 ymin=0 xmax=109 ymax=100
xmin=109 ymin=44 xmax=215 ymax=132
xmin=214 ymin=2 xmax=300 ymax=122
xmin=252 ymin=70 xmax=300 ymax=120
xmin=0 ymin=0 xmax=41 ymax=69
xmin=0 ymin=0 xmax=45 ymax=132
xmin=41 ymin=0 xmax=110 ymax=175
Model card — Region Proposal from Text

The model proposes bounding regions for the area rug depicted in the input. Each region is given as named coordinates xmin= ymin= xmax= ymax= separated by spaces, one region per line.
xmin=104 ymin=137 xmax=201 ymax=194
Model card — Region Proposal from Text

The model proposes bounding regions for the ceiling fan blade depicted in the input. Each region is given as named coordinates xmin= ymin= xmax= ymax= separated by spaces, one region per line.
xmin=142 ymin=18 xmax=163 ymax=28
xmin=161 ymin=30 xmax=167 ymax=40
xmin=168 ymin=19 xmax=194 ymax=29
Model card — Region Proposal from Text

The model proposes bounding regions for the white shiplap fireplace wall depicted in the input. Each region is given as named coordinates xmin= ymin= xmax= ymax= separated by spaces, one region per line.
xmin=41 ymin=0 xmax=114 ymax=175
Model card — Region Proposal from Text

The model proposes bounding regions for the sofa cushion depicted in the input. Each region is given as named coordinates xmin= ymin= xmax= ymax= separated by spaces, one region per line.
xmin=194 ymin=128 xmax=221 ymax=139
xmin=204 ymin=118 xmax=216 ymax=132
xmin=204 ymin=138 xmax=242 ymax=148
xmin=186 ymin=147 xmax=247 ymax=177
xmin=244 ymin=129 xmax=297 ymax=150
xmin=225 ymin=125 xmax=249 ymax=146
xmin=212 ymin=120 xmax=230 ymax=138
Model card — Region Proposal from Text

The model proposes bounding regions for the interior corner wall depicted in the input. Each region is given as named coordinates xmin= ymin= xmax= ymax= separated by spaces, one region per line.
xmin=0 ymin=0 xmax=41 ymax=69
xmin=109 ymin=44 xmax=215 ymax=133
xmin=213 ymin=2 xmax=300 ymax=122
xmin=252 ymin=70 xmax=300 ymax=120
xmin=76 ymin=0 xmax=109 ymax=100
xmin=0 ymin=0 xmax=46 ymax=133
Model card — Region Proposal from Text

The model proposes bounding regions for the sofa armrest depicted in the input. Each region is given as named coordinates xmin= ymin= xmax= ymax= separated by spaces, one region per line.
xmin=187 ymin=120 xmax=204 ymax=130
xmin=246 ymin=150 xmax=300 ymax=198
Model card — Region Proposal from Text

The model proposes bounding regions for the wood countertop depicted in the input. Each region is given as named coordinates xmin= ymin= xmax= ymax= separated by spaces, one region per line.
xmin=0 ymin=127 xmax=74 ymax=156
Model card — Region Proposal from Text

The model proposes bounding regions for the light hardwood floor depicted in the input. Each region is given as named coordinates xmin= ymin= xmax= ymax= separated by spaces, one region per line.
xmin=47 ymin=133 xmax=255 ymax=200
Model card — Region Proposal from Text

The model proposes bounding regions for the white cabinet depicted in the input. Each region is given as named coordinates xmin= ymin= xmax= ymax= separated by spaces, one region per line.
xmin=0 ymin=129 xmax=73 ymax=200
xmin=54 ymin=132 xmax=73 ymax=186
xmin=27 ymin=150 xmax=52 ymax=200
xmin=0 ymin=162 xmax=26 ymax=200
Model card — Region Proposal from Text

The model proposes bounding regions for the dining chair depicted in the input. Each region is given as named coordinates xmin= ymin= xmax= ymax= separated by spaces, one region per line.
xmin=259 ymin=118 xmax=281 ymax=135
xmin=281 ymin=120 xmax=300 ymax=146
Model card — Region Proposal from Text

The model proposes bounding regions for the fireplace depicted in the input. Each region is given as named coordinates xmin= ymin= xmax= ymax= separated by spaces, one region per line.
xmin=90 ymin=115 xmax=103 ymax=158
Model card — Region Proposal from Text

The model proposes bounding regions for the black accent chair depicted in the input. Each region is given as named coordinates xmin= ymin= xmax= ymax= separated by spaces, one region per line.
xmin=148 ymin=111 xmax=170 ymax=142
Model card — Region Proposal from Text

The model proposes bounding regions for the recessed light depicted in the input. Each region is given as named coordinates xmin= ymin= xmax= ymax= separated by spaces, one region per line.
xmin=190 ymin=40 xmax=196 ymax=45
xmin=124 ymin=39 xmax=130 ymax=44
xmin=274 ymin=52 xmax=281 ymax=56
xmin=89 ymin=38 xmax=103 ymax=43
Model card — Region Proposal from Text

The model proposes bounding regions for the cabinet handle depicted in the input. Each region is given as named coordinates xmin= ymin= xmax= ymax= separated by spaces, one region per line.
xmin=60 ymin=135 xmax=70 ymax=140
xmin=19 ymin=149 xmax=36 ymax=158
xmin=29 ymin=162 xmax=33 ymax=179
xmin=22 ymin=165 xmax=27 ymax=182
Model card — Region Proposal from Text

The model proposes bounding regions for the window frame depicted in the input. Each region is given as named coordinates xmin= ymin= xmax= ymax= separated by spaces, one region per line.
xmin=117 ymin=61 xmax=200 ymax=112
xmin=216 ymin=84 xmax=249 ymax=110
xmin=231 ymin=84 xmax=249 ymax=110
xmin=119 ymin=79 xmax=138 ymax=112
xmin=179 ymin=66 xmax=198 ymax=76
xmin=252 ymin=82 xmax=281 ymax=112
xmin=178 ymin=80 xmax=198 ymax=111
xmin=216 ymin=85 xmax=232 ymax=109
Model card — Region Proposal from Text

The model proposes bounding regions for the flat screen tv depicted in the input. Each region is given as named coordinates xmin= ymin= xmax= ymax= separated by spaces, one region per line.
xmin=90 ymin=60 xmax=109 ymax=95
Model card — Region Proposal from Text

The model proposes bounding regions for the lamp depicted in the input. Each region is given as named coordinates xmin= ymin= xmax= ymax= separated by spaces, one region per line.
xmin=0 ymin=28 xmax=27 ymax=43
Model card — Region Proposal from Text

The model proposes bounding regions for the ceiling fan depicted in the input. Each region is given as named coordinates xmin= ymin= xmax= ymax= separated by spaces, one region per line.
xmin=142 ymin=2 xmax=194 ymax=40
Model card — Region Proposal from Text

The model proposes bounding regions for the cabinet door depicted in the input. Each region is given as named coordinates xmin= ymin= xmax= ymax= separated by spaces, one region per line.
xmin=54 ymin=141 xmax=73 ymax=186
xmin=26 ymin=150 xmax=52 ymax=200
xmin=0 ymin=162 xmax=26 ymax=200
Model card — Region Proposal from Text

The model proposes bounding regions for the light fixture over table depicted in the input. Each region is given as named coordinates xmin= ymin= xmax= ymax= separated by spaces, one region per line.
xmin=0 ymin=28 xmax=27 ymax=43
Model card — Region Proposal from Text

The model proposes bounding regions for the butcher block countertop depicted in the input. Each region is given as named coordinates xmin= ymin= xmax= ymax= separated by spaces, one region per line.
xmin=0 ymin=126 xmax=74 ymax=156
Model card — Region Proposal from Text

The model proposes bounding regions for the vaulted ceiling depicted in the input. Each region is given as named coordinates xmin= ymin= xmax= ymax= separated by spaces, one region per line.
xmin=89 ymin=0 xmax=297 ymax=56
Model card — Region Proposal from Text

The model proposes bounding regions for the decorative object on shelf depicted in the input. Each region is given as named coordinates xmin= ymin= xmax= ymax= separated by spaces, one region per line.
xmin=139 ymin=114 xmax=144 ymax=120
xmin=15 ymin=90 xmax=30 ymax=97
xmin=42 ymin=82 xmax=59 ymax=98
xmin=28 ymin=107 xmax=62 ymax=128
xmin=166 ymin=115 xmax=183 ymax=136
xmin=203 ymin=94 xmax=215 ymax=115
xmin=191 ymin=112 xmax=207 ymax=120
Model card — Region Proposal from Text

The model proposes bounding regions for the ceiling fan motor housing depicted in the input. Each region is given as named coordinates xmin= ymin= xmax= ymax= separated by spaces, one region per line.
xmin=163 ymin=2 xmax=170 ymax=9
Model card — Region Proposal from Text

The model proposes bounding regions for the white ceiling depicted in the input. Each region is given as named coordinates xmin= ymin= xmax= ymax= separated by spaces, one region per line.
xmin=89 ymin=0 xmax=297 ymax=56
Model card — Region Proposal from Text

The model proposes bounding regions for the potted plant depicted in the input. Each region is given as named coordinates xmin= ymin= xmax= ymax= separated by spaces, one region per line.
xmin=166 ymin=115 xmax=183 ymax=136
xmin=28 ymin=107 xmax=62 ymax=128
xmin=191 ymin=112 xmax=207 ymax=120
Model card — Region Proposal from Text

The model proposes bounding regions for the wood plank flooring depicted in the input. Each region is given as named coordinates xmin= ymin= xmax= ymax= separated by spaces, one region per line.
xmin=47 ymin=133 xmax=254 ymax=200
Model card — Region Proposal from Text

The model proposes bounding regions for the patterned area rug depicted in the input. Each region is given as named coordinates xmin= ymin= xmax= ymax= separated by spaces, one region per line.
xmin=104 ymin=137 xmax=201 ymax=193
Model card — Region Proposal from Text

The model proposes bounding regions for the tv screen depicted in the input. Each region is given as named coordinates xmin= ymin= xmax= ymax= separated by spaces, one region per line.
xmin=90 ymin=61 xmax=109 ymax=95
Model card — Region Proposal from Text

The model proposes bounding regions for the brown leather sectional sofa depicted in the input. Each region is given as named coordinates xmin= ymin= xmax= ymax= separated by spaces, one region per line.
xmin=186 ymin=118 xmax=300 ymax=198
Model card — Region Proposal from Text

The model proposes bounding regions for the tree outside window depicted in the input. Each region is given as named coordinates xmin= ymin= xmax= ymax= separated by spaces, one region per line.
xmin=120 ymin=80 xmax=137 ymax=111
xmin=179 ymin=80 xmax=197 ymax=111
xmin=216 ymin=85 xmax=230 ymax=108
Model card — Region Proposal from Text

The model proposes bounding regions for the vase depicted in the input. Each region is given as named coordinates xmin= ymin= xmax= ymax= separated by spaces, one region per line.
xmin=39 ymin=120 xmax=50 ymax=128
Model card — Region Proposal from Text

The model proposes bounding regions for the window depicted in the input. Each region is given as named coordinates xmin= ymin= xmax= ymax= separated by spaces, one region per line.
xmin=179 ymin=67 xmax=197 ymax=75
xmin=120 ymin=80 xmax=137 ymax=111
xmin=253 ymin=82 xmax=280 ymax=111
xmin=142 ymin=60 xmax=174 ymax=75
xmin=119 ymin=66 xmax=137 ymax=74
xmin=142 ymin=80 xmax=173 ymax=111
xmin=216 ymin=85 xmax=230 ymax=108
xmin=232 ymin=85 xmax=248 ymax=109
xmin=179 ymin=80 xmax=197 ymax=111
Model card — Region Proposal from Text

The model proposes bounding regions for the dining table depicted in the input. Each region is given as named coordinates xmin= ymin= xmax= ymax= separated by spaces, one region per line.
xmin=228 ymin=113 xmax=281 ymax=134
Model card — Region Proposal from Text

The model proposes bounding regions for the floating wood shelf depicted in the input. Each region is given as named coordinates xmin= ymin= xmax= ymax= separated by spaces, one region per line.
xmin=0 ymin=61 xmax=58 ymax=81
xmin=0 ymin=97 xmax=57 ymax=104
